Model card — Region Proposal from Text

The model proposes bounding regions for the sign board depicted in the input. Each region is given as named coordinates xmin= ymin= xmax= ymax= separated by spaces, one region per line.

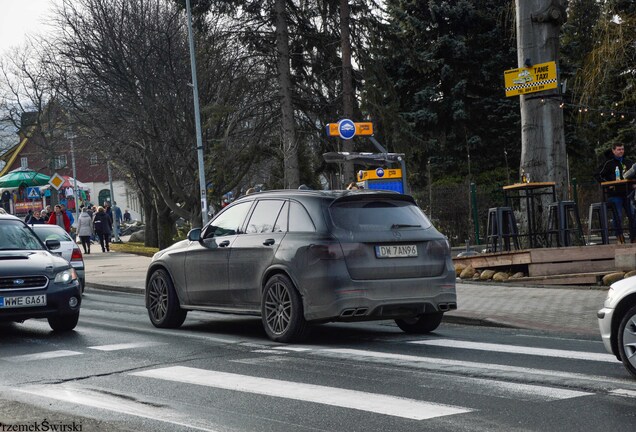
xmin=326 ymin=121 xmax=374 ymax=139
xmin=504 ymin=61 xmax=558 ymax=97
xmin=14 ymin=202 xmax=43 ymax=213
xmin=357 ymin=168 xmax=402 ymax=181
xmin=49 ymin=172 xmax=65 ymax=191
xmin=26 ymin=187 xmax=41 ymax=199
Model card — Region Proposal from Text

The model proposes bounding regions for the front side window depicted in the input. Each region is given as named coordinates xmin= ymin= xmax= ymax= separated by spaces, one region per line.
xmin=245 ymin=200 xmax=285 ymax=234
xmin=204 ymin=201 xmax=251 ymax=238
xmin=0 ymin=220 xmax=45 ymax=251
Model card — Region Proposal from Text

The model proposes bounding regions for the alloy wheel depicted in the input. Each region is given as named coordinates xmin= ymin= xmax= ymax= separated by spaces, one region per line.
xmin=148 ymin=274 xmax=168 ymax=323
xmin=621 ymin=310 xmax=636 ymax=371
xmin=264 ymin=281 xmax=292 ymax=335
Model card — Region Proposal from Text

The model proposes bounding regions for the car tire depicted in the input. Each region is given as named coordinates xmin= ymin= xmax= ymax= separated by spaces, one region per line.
xmin=48 ymin=312 xmax=79 ymax=332
xmin=617 ymin=304 xmax=636 ymax=377
xmin=261 ymin=274 xmax=308 ymax=343
xmin=395 ymin=312 xmax=444 ymax=334
xmin=147 ymin=269 xmax=187 ymax=329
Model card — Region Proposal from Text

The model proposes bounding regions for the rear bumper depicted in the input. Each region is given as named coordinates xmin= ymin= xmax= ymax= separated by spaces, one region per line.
xmin=301 ymin=264 xmax=457 ymax=322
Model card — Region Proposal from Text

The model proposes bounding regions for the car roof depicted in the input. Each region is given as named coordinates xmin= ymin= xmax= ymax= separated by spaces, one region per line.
xmin=0 ymin=214 xmax=20 ymax=220
xmin=237 ymin=189 xmax=401 ymax=200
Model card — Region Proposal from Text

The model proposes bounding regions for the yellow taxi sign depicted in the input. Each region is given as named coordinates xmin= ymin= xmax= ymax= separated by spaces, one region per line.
xmin=49 ymin=172 xmax=65 ymax=190
xmin=504 ymin=61 xmax=558 ymax=97
xmin=357 ymin=168 xmax=402 ymax=181
xmin=326 ymin=121 xmax=374 ymax=138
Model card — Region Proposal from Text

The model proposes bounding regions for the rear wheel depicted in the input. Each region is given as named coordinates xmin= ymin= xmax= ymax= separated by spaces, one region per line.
xmin=618 ymin=305 xmax=636 ymax=377
xmin=147 ymin=269 xmax=187 ymax=328
xmin=395 ymin=312 xmax=444 ymax=334
xmin=261 ymin=274 xmax=308 ymax=343
xmin=48 ymin=312 xmax=79 ymax=332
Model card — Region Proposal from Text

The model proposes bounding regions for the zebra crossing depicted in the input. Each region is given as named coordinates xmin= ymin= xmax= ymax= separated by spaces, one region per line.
xmin=4 ymin=331 xmax=636 ymax=430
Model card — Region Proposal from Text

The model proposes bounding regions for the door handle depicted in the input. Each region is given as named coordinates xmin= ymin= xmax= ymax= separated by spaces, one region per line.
xmin=218 ymin=240 xmax=230 ymax=247
xmin=263 ymin=238 xmax=275 ymax=246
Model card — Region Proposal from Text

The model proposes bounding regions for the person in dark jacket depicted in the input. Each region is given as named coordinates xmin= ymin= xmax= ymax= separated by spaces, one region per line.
xmin=93 ymin=206 xmax=113 ymax=252
xmin=595 ymin=143 xmax=636 ymax=243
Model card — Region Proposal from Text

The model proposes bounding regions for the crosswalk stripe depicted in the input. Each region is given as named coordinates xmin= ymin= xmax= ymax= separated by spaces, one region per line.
xmin=316 ymin=348 xmax=618 ymax=388
xmin=610 ymin=389 xmax=636 ymax=398
xmin=17 ymin=384 xmax=218 ymax=432
xmin=2 ymin=350 xmax=82 ymax=362
xmin=88 ymin=342 xmax=166 ymax=351
xmin=410 ymin=339 xmax=617 ymax=363
xmin=131 ymin=366 xmax=473 ymax=420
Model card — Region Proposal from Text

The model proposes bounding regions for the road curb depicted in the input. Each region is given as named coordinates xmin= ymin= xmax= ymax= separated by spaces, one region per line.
xmin=85 ymin=283 xmax=144 ymax=295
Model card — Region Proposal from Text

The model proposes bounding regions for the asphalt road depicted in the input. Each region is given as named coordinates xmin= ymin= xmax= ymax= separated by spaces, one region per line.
xmin=1 ymin=288 xmax=635 ymax=432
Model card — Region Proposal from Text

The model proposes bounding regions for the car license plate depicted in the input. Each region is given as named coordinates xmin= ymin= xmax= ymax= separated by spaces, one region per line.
xmin=375 ymin=244 xmax=418 ymax=258
xmin=0 ymin=295 xmax=47 ymax=308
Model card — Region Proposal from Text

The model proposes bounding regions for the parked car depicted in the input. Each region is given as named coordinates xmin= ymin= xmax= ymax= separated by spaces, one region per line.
xmin=145 ymin=189 xmax=456 ymax=342
xmin=0 ymin=214 xmax=82 ymax=331
xmin=598 ymin=276 xmax=636 ymax=377
xmin=29 ymin=224 xmax=85 ymax=293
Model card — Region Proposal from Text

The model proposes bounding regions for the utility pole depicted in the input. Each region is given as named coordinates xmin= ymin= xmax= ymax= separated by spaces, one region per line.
xmin=186 ymin=0 xmax=208 ymax=226
xmin=107 ymin=161 xmax=120 ymax=243
xmin=66 ymin=130 xmax=80 ymax=233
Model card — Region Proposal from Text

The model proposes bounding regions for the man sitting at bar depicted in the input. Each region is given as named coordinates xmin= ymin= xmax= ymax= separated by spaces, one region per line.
xmin=595 ymin=143 xmax=636 ymax=244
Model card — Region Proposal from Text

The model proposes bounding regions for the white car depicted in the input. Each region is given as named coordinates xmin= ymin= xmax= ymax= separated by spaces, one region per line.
xmin=29 ymin=224 xmax=85 ymax=293
xmin=598 ymin=277 xmax=636 ymax=377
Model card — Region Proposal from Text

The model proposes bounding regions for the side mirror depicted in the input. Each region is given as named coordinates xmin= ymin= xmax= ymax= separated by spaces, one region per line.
xmin=46 ymin=239 xmax=61 ymax=250
xmin=187 ymin=228 xmax=202 ymax=242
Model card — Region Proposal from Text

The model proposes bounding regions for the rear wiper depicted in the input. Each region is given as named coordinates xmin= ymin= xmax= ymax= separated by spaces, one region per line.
xmin=391 ymin=224 xmax=421 ymax=229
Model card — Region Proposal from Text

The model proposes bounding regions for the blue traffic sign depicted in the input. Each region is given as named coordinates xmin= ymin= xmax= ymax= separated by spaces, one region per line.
xmin=338 ymin=119 xmax=356 ymax=140
xmin=26 ymin=187 xmax=41 ymax=199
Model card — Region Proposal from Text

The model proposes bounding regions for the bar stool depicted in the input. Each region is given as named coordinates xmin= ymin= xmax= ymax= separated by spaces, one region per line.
xmin=486 ymin=207 xmax=520 ymax=252
xmin=546 ymin=201 xmax=585 ymax=247
xmin=587 ymin=202 xmax=620 ymax=245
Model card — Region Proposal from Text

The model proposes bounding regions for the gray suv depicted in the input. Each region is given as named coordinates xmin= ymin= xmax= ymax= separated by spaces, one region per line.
xmin=0 ymin=214 xmax=82 ymax=331
xmin=145 ymin=190 xmax=456 ymax=342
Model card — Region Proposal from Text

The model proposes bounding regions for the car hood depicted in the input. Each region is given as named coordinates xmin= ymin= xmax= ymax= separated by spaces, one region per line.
xmin=606 ymin=276 xmax=636 ymax=308
xmin=0 ymin=250 xmax=70 ymax=277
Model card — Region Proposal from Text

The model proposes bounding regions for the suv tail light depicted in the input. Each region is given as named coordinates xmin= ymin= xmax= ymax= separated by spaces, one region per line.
xmin=71 ymin=248 xmax=83 ymax=262
xmin=307 ymin=242 xmax=344 ymax=262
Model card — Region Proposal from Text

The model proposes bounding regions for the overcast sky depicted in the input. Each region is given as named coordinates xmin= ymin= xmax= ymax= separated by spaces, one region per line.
xmin=0 ymin=0 xmax=58 ymax=55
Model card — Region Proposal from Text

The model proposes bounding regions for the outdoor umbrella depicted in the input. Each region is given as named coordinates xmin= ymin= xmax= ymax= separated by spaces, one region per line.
xmin=0 ymin=167 xmax=51 ymax=188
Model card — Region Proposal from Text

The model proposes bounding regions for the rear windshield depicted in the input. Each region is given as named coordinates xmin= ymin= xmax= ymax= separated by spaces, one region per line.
xmin=329 ymin=199 xmax=432 ymax=232
xmin=32 ymin=227 xmax=72 ymax=243
xmin=0 ymin=220 xmax=45 ymax=251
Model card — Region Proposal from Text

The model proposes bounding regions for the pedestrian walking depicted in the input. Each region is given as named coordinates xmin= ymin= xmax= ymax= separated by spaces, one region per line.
xmin=77 ymin=207 xmax=93 ymax=254
xmin=47 ymin=205 xmax=71 ymax=233
xmin=93 ymin=206 xmax=113 ymax=252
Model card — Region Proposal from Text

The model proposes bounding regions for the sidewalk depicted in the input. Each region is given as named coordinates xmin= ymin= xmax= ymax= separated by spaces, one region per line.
xmin=83 ymin=252 xmax=608 ymax=337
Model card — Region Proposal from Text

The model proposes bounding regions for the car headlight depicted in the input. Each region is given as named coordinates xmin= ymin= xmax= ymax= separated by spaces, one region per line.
xmin=54 ymin=268 xmax=78 ymax=284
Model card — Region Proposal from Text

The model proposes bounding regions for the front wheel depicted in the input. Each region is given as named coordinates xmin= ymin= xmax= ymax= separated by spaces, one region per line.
xmin=395 ymin=312 xmax=444 ymax=334
xmin=618 ymin=305 xmax=636 ymax=377
xmin=261 ymin=274 xmax=308 ymax=343
xmin=147 ymin=269 xmax=187 ymax=328
xmin=48 ymin=312 xmax=79 ymax=332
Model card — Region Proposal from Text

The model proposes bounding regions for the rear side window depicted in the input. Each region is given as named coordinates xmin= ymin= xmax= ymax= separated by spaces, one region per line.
xmin=329 ymin=199 xmax=432 ymax=232
xmin=288 ymin=201 xmax=315 ymax=232
xmin=246 ymin=200 xmax=285 ymax=233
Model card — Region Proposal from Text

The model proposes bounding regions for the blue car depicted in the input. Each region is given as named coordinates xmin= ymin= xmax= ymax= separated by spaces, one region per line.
xmin=0 ymin=214 xmax=82 ymax=331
